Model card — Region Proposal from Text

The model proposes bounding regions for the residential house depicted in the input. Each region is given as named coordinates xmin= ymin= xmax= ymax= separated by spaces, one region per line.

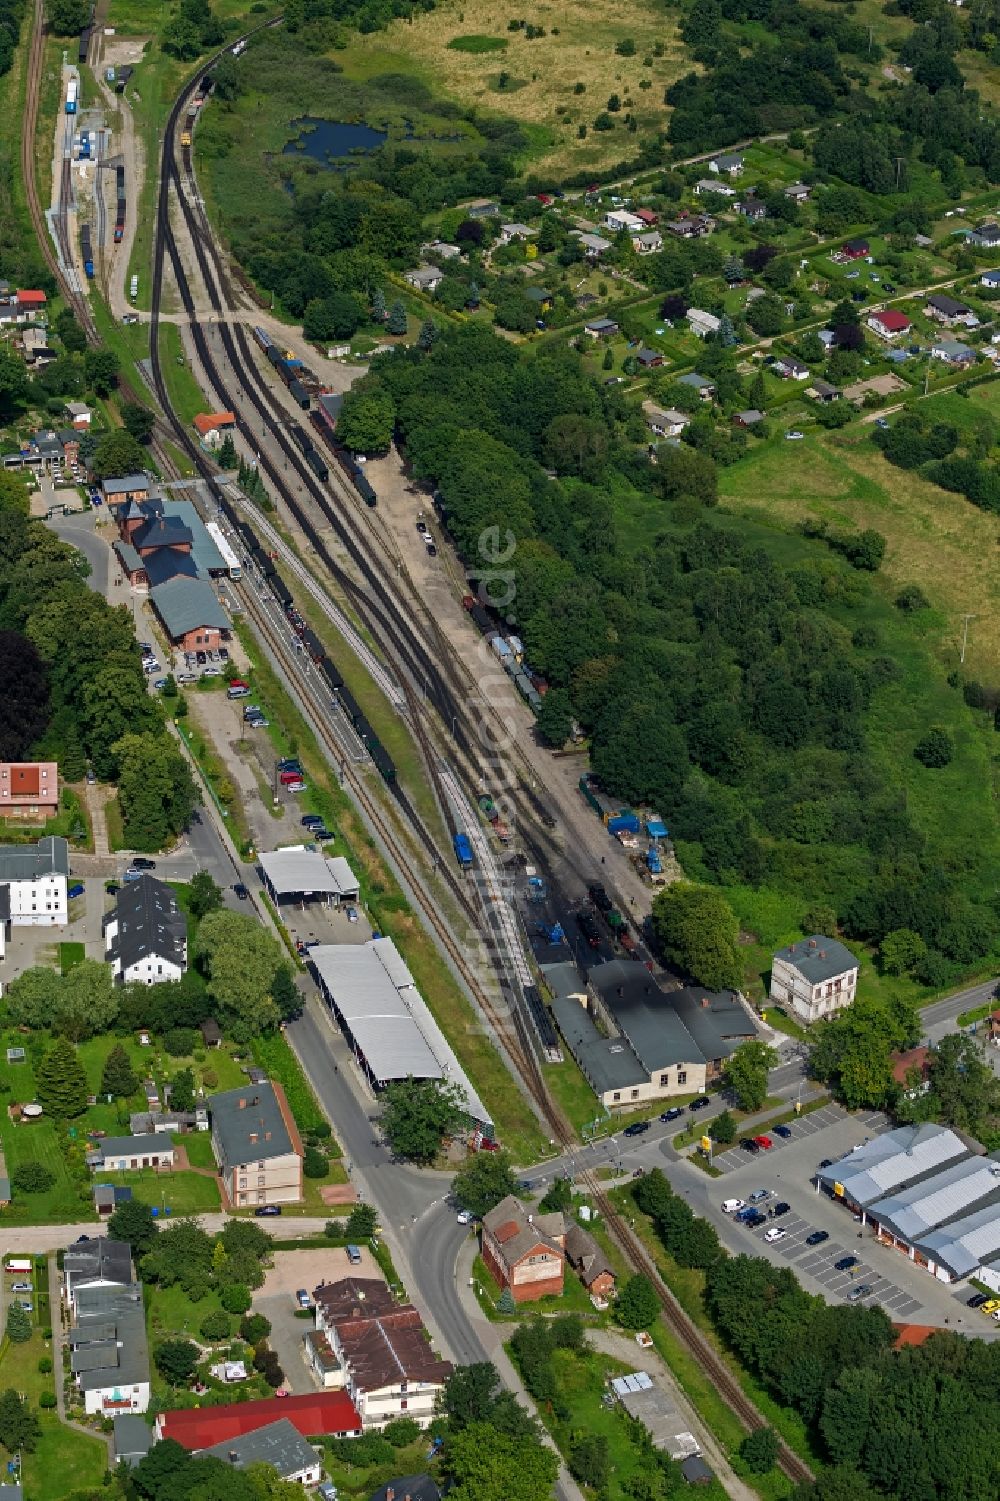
xmin=642 ymin=402 xmax=688 ymax=438
xmin=156 ymin=1392 xmax=362 ymax=1447
xmin=192 ymin=412 xmax=235 ymax=448
xmin=932 ymin=339 xmax=976 ymax=366
xmin=634 ymin=208 xmax=658 ymax=226
xmin=93 ymin=1184 xmax=133 ymax=1218
xmin=319 ymin=1301 xmax=452 ymax=1429
xmin=403 ymin=265 xmax=442 ymax=294
xmin=784 ymin=182 xmax=810 ymax=201
xmin=891 ymin=1046 xmax=932 ymax=1098
xmin=838 ymin=237 xmax=870 ymax=261
xmin=525 ymin=285 xmax=553 ymax=311
xmin=732 ymin=409 xmax=765 ymax=428
xmin=64 ymin=401 xmax=92 ymax=429
xmin=925 ymin=293 xmax=979 ymax=328
xmin=0 ymin=835 xmax=69 ymax=962
xmin=818 ymin=328 xmax=837 ymax=349
xmin=577 ymin=232 xmax=612 ymax=258
xmin=666 ymin=213 xmax=714 ymax=239
xmin=21 ymin=328 xmax=55 ymax=364
xmin=636 ymin=347 xmax=663 ymax=368
xmin=633 ymin=230 xmax=662 ymax=255
xmin=981 ymin=269 xmax=1000 ymax=289
xmin=149 ymin=576 xmax=229 ymax=651
xmin=736 ymin=200 xmax=767 ymax=221
xmin=676 ymin=371 xmax=715 ymax=399
xmin=369 ymin=1478 xmax=440 ymax=1501
xmin=584 ymin=317 xmax=619 ymax=339
xmin=101 ymin=473 xmax=152 ymax=507
xmin=968 ymin=221 xmax=1000 ymax=249
xmin=605 ymin=209 xmax=644 ymax=235
xmin=708 ymin=152 xmax=743 ymax=175
xmin=465 ymin=200 xmax=500 ymax=219
xmin=693 ymin=178 xmax=735 ymax=198
xmin=304 ymin=1328 xmax=342 ymax=1388
xmin=687 ymin=308 xmax=721 ymax=339
xmin=867 ymin=309 xmax=911 ymax=340
xmin=481 ymin=1195 xmax=566 ymax=1302
xmin=103 ymin=874 xmax=187 ymax=985
xmin=563 ymin=1223 xmax=616 ymax=1299
xmin=70 ymin=1281 xmax=150 ymax=1416
xmin=202 ymin=1419 xmax=322 ymax=1484
xmin=87 ymin=1134 xmax=175 ymax=1172
xmin=769 ymin=935 xmax=860 ymax=1024
xmin=810 ymin=378 xmax=841 ymax=403
xmin=497 ymin=223 xmax=537 ymax=244
xmin=421 ymin=240 xmax=461 ymax=260
xmin=773 ymin=353 xmax=809 ymax=379
xmin=113 ymin=1415 xmax=154 ymax=1469
xmin=16 ymin=290 xmax=46 ymax=316
xmin=0 ymin=762 xmax=58 ymax=821
xmin=209 ymin=1080 xmax=304 ymax=1207
xmin=200 ymin=1019 xmax=222 ymax=1049
xmin=63 ymin=1239 xmax=135 ymax=1310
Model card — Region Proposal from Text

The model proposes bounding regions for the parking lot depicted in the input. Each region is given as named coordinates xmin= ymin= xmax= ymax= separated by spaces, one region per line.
xmin=684 ymin=1101 xmax=999 ymax=1329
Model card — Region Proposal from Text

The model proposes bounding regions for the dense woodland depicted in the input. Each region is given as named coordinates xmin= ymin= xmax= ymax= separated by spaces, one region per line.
xmin=339 ymin=325 xmax=998 ymax=974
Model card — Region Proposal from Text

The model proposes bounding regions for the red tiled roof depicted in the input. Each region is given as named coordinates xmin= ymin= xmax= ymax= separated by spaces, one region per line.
xmin=893 ymin=1323 xmax=937 ymax=1348
xmin=872 ymin=310 xmax=910 ymax=331
xmin=192 ymin=412 xmax=235 ymax=434
xmin=158 ymin=1390 xmax=361 ymax=1448
xmin=890 ymin=1045 xmax=930 ymax=1085
xmin=16 ymin=290 xmax=47 ymax=304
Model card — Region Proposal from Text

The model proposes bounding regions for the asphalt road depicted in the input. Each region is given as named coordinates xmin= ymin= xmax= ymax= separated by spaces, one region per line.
xmin=921 ymin=975 xmax=1000 ymax=1041
xmin=48 ymin=508 xmax=108 ymax=593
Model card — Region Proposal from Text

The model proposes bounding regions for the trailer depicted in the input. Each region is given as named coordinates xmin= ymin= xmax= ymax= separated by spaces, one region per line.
xmin=80 ymin=224 xmax=94 ymax=278
xmin=453 ymin=832 xmax=473 ymax=868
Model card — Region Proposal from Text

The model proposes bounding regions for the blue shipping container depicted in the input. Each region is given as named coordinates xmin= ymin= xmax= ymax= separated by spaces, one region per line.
xmin=607 ymin=813 xmax=641 ymax=835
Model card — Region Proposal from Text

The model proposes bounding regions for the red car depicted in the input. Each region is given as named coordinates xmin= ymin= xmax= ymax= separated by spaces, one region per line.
xmin=754 ymin=1135 xmax=773 ymax=1150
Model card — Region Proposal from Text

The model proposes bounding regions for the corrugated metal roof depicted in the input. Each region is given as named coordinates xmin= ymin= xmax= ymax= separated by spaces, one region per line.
xmin=310 ymin=939 xmax=490 ymax=1127
xmin=258 ymin=847 xmax=358 ymax=898
xmin=916 ymin=1197 xmax=1000 ymax=1278
xmin=816 ymin=1124 xmax=968 ymax=1207
xmin=868 ymin=1154 xmax=998 ymax=1240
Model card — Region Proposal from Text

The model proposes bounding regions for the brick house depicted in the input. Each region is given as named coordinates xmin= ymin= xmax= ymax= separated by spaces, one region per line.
xmin=0 ymin=762 xmax=58 ymax=821
xmin=564 ymin=1224 xmax=616 ymax=1299
xmin=481 ymin=1195 xmax=565 ymax=1302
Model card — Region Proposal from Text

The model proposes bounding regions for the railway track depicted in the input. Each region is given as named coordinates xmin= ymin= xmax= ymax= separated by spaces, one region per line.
xmin=148 ymin=51 xmax=814 ymax=1487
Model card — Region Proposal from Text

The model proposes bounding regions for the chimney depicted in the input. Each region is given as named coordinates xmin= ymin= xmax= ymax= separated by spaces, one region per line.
xmin=228 ymin=1451 xmax=239 ymax=1465
xmin=249 ymin=1133 xmax=258 ymax=1144
xmin=808 ymin=939 xmax=817 ymax=949
xmin=265 ymin=1131 xmax=271 ymax=1141
xmin=238 ymin=1098 xmax=247 ymax=1110
xmin=386 ymin=1491 xmax=395 ymax=1501
xmin=819 ymin=950 xmax=826 ymax=960
xmin=617 ymin=986 xmax=624 ymax=997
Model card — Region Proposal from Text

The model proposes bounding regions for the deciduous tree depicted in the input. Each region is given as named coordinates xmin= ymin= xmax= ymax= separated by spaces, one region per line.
xmin=452 ymin=1150 xmax=517 ymax=1219
xmin=652 ymin=882 xmax=742 ymax=990
xmin=725 ymin=1040 xmax=778 ymax=1112
xmin=381 ymin=1077 xmax=466 ymax=1164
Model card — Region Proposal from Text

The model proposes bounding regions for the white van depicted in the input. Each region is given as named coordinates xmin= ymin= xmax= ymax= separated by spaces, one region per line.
xmin=721 ymin=1199 xmax=744 ymax=1215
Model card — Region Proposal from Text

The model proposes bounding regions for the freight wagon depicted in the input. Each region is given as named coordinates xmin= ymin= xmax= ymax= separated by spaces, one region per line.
xmin=65 ymin=77 xmax=78 ymax=114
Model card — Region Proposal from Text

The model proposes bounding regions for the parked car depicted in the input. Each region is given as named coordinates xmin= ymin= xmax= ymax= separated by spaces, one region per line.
xmin=202 ymin=666 xmax=222 ymax=677
xmin=754 ymin=1135 xmax=773 ymax=1150
xmin=67 ymin=883 xmax=85 ymax=900
xmin=457 ymin=1211 xmax=471 ymax=1225
xmin=721 ymin=1199 xmax=745 ymax=1214
xmin=232 ymin=883 xmax=250 ymax=900
xmin=177 ymin=672 xmax=197 ymax=684
xmin=835 ymin=1255 xmax=860 ymax=1271
xmin=624 ymin=1121 xmax=650 ymax=1137
xmin=345 ymin=905 xmax=359 ymax=923
xmin=10 ymin=1283 xmax=32 ymax=1293
xmin=875 ymin=417 xmax=890 ymax=430
xmin=86 ymin=769 xmax=97 ymax=783
xmin=660 ymin=1107 xmax=684 ymax=1122
xmin=295 ymin=1289 xmax=311 ymax=1308
xmin=784 ymin=431 xmax=804 ymax=441
xmin=743 ymin=1211 xmax=767 ymax=1229
xmin=772 ymin=1201 xmax=790 ymax=1218
xmin=749 ymin=1189 xmax=771 ymax=1204
xmin=764 ymin=1228 xmax=786 ymax=1244
xmin=416 ymin=520 xmax=428 ymax=534
xmin=346 ymin=1245 xmax=362 ymax=1266
xmin=981 ymin=1299 xmax=1000 ymax=1314
xmin=967 ymin=1292 xmax=989 ymax=1308
xmin=818 ymin=1159 xmax=833 ymax=1170
xmin=805 ymin=1230 xmax=829 ymax=1246
xmin=847 ymin=1283 xmax=873 ymax=1303
xmin=740 ymin=1138 xmax=760 ymax=1154
xmin=773 ymin=1124 xmax=792 ymax=1139
xmin=153 ymin=678 xmax=168 ymax=690
xmin=302 ymin=815 xmax=324 ymax=828
xmin=196 ymin=651 xmax=207 ymax=665
xmin=132 ymin=858 xmax=156 ymax=870
xmin=690 ymin=1096 xmax=711 ymax=1111
xmin=254 ymin=1205 xmax=281 ymax=1217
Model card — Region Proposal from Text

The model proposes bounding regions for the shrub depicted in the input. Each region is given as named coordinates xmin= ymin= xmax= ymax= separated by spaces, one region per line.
xmin=383 ymin=1416 xmax=421 ymax=1447
xmin=11 ymin=1161 xmax=55 ymax=1194
xmin=896 ymin=584 xmax=930 ymax=613
xmin=39 ymin=1392 xmax=57 ymax=1410
xmin=303 ymin=1146 xmax=329 ymax=1179
xmin=37 ymin=1357 xmax=52 ymax=1374
xmin=199 ymin=1310 xmax=231 ymax=1341
xmin=221 ymin=1284 xmax=252 ymax=1315
xmin=163 ymin=1027 xmax=198 ymax=1056
xmin=914 ymin=728 xmax=954 ymax=767
xmin=740 ymin=1427 xmax=779 ymax=1474
xmin=240 ymin=1313 xmax=271 ymax=1344
xmin=5 ymin=1305 xmax=31 ymax=1343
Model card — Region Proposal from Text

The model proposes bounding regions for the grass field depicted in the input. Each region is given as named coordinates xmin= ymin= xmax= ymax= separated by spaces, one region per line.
xmin=342 ymin=0 xmax=690 ymax=176
xmin=58 ymin=942 xmax=85 ymax=974
xmin=0 ymin=1323 xmax=107 ymax=1501
xmin=158 ymin=320 xmax=208 ymax=427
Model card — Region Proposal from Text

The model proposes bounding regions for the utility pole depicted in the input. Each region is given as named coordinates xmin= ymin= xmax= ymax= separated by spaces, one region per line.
xmin=960 ymin=613 xmax=976 ymax=665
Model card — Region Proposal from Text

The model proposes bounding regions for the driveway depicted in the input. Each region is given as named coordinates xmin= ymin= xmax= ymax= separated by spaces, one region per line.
xmin=254 ymin=1292 xmax=313 ymax=1394
xmin=259 ymin=1246 xmax=380 ymax=1298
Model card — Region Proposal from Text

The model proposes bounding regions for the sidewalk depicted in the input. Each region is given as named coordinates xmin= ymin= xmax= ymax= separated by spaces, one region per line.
xmin=455 ymin=1240 xmax=587 ymax=1501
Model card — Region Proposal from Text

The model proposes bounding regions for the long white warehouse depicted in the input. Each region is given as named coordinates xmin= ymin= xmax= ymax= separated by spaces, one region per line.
xmin=309 ymin=937 xmax=492 ymax=1134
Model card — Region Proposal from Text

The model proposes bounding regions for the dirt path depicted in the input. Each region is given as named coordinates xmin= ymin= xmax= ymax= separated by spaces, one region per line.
xmin=83 ymin=779 xmax=113 ymax=856
xmin=91 ymin=30 xmax=144 ymax=316
xmin=586 ymin=1326 xmax=758 ymax=1501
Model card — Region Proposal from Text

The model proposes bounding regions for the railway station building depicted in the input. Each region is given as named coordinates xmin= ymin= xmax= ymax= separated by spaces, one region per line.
xmin=309 ymin=937 xmax=492 ymax=1134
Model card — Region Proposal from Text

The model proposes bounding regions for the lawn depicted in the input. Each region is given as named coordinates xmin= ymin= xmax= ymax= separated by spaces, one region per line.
xmin=323 ymin=1436 xmax=435 ymax=1500
xmin=111 ymin=1166 xmax=222 ymax=1213
xmin=180 ymin=1130 xmax=218 ymax=1168
xmin=159 ymin=320 xmax=210 ymax=427
xmin=58 ymin=942 xmax=86 ymax=975
xmin=0 ymin=1318 xmax=107 ymax=1501
xmin=341 ymin=0 xmax=690 ymax=177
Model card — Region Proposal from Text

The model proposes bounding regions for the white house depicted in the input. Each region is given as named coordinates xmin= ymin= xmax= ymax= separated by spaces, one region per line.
xmin=773 ymin=354 xmax=810 ymax=380
xmin=605 ymin=209 xmax=644 ymax=235
xmin=981 ymin=269 xmax=1000 ymax=289
xmin=643 ymin=402 xmax=688 ymax=438
xmin=633 ymin=230 xmax=662 ymax=255
xmin=71 ymin=1283 xmax=150 ymax=1416
xmin=577 ymin=232 xmax=612 ymax=258
xmin=687 ymin=308 xmax=721 ymax=338
xmin=769 ymin=935 xmax=859 ymax=1024
xmin=403 ymin=265 xmax=442 ymax=293
xmin=0 ymin=835 xmax=68 ymax=960
xmin=694 ymin=178 xmax=735 ymax=197
xmin=103 ymin=874 xmax=187 ymax=985
xmin=498 ymin=222 xmax=537 ymax=244
xmin=709 ymin=152 xmax=744 ymax=175
xmin=87 ymin=1133 xmax=175 ymax=1173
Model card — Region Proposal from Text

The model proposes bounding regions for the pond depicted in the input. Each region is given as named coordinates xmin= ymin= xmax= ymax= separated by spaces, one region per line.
xmin=283 ymin=117 xmax=388 ymax=164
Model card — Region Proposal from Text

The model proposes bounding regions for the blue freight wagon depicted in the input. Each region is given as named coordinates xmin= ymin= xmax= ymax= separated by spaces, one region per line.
xmin=453 ymin=832 xmax=473 ymax=868
xmin=607 ymin=812 xmax=641 ymax=836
